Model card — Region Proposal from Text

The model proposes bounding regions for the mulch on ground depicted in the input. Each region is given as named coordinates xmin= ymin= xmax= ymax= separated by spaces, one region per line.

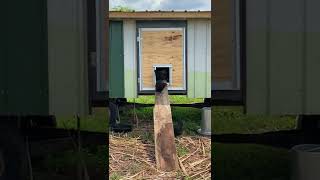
xmin=109 ymin=126 xmax=211 ymax=180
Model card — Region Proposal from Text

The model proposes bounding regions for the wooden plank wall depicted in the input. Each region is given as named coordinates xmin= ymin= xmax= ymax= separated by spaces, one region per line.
xmin=141 ymin=30 xmax=184 ymax=89
xmin=212 ymin=0 xmax=233 ymax=84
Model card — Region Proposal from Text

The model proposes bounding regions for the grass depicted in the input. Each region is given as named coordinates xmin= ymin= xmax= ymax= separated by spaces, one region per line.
xmin=176 ymin=144 xmax=189 ymax=157
xmin=213 ymin=106 xmax=296 ymax=134
xmin=213 ymin=106 xmax=296 ymax=180
xmin=37 ymin=95 xmax=201 ymax=179
xmin=120 ymin=94 xmax=203 ymax=136
xmin=35 ymin=145 xmax=107 ymax=178
xmin=44 ymin=95 xmax=297 ymax=179
xmin=213 ymin=143 xmax=291 ymax=180
xmin=120 ymin=106 xmax=201 ymax=135
xmin=56 ymin=107 xmax=109 ymax=133
xmin=110 ymin=173 xmax=122 ymax=180
xmin=33 ymin=108 xmax=108 ymax=179
xmin=127 ymin=95 xmax=204 ymax=104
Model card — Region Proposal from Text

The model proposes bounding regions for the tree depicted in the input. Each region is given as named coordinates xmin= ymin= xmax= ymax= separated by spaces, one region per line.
xmin=111 ymin=5 xmax=135 ymax=12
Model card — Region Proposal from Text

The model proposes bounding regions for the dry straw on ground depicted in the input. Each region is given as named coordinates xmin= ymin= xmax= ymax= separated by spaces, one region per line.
xmin=109 ymin=129 xmax=211 ymax=180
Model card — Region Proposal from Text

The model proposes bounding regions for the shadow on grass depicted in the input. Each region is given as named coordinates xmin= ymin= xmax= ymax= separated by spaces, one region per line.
xmin=213 ymin=143 xmax=290 ymax=180
xmin=212 ymin=106 xmax=297 ymax=180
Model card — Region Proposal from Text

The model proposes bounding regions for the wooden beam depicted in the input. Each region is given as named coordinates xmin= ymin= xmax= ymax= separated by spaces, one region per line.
xmin=153 ymin=84 xmax=179 ymax=171
xmin=109 ymin=11 xmax=211 ymax=20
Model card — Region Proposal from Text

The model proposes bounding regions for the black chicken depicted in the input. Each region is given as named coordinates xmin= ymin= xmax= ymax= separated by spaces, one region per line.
xmin=155 ymin=68 xmax=169 ymax=92
xmin=173 ymin=119 xmax=184 ymax=137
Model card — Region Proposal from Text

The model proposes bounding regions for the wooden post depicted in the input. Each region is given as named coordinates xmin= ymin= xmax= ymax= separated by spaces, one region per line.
xmin=154 ymin=83 xmax=178 ymax=171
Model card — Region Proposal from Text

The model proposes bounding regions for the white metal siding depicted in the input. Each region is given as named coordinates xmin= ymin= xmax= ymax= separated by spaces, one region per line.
xmin=187 ymin=20 xmax=211 ymax=98
xmin=47 ymin=0 xmax=89 ymax=117
xmin=123 ymin=20 xmax=138 ymax=98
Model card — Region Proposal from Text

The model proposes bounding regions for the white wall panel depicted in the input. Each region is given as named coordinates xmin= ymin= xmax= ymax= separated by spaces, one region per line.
xmin=187 ymin=20 xmax=211 ymax=98
xmin=123 ymin=20 xmax=138 ymax=98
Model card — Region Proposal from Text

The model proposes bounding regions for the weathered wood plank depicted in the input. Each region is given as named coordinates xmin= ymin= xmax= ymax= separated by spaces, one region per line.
xmin=153 ymin=84 xmax=178 ymax=171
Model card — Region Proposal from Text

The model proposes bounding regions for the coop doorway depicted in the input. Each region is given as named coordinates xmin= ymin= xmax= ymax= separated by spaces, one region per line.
xmin=138 ymin=27 xmax=186 ymax=92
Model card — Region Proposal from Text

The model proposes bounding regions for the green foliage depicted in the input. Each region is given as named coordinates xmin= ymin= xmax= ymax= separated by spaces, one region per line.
xmin=176 ymin=144 xmax=189 ymax=157
xmin=112 ymin=5 xmax=135 ymax=12
xmin=110 ymin=173 xmax=122 ymax=180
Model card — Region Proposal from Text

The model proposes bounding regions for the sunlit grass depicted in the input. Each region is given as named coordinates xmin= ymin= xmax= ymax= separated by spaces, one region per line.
xmin=127 ymin=95 xmax=204 ymax=104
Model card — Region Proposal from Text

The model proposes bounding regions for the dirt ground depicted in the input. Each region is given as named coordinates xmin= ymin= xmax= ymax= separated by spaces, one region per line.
xmin=109 ymin=124 xmax=211 ymax=180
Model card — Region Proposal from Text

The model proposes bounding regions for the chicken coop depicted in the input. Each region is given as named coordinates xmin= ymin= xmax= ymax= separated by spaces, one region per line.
xmin=107 ymin=11 xmax=211 ymax=98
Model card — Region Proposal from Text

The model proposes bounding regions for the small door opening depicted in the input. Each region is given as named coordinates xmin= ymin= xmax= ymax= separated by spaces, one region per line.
xmin=153 ymin=64 xmax=172 ymax=85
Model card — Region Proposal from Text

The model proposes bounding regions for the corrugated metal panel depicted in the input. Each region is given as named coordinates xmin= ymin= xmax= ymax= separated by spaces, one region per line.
xmin=109 ymin=21 xmax=125 ymax=98
xmin=0 ymin=33 xmax=7 ymax=113
xmin=246 ymin=0 xmax=320 ymax=114
xmin=305 ymin=0 xmax=320 ymax=114
xmin=48 ymin=0 xmax=89 ymax=117
xmin=187 ymin=20 xmax=211 ymax=98
xmin=6 ymin=0 xmax=48 ymax=115
xmin=123 ymin=20 xmax=138 ymax=98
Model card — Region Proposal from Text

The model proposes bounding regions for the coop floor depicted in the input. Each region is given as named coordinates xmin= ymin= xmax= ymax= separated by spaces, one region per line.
xmin=109 ymin=124 xmax=211 ymax=180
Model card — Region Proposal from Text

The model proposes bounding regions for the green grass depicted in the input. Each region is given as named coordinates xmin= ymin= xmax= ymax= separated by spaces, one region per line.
xmin=34 ymin=108 xmax=108 ymax=178
xmin=213 ymin=143 xmax=291 ymax=180
xmin=213 ymin=106 xmax=296 ymax=180
xmin=56 ymin=108 xmax=108 ymax=133
xmin=49 ymin=96 xmax=297 ymax=180
xmin=176 ymin=144 xmax=189 ymax=157
xmin=119 ymin=95 xmax=203 ymax=136
xmin=120 ymin=106 xmax=201 ymax=135
xmin=37 ymin=145 xmax=107 ymax=177
xmin=127 ymin=95 xmax=204 ymax=104
xmin=110 ymin=173 xmax=122 ymax=180
xmin=213 ymin=106 xmax=296 ymax=134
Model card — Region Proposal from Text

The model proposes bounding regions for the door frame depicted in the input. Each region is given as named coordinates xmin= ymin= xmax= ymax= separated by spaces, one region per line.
xmin=137 ymin=27 xmax=187 ymax=92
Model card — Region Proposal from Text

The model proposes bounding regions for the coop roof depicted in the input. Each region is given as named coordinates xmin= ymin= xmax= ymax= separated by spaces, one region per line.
xmin=108 ymin=10 xmax=211 ymax=20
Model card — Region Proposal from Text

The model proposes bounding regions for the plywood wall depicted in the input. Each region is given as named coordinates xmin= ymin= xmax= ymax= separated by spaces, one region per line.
xmin=141 ymin=29 xmax=184 ymax=89
xmin=212 ymin=0 xmax=233 ymax=84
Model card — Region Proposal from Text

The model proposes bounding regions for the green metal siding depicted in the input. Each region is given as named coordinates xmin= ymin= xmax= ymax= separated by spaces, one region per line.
xmin=246 ymin=0 xmax=320 ymax=115
xmin=109 ymin=21 xmax=125 ymax=98
xmin=5 ymin=0 xmax=48 ymax=115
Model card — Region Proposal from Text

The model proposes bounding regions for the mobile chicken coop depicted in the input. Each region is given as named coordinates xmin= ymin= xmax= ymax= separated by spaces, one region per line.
xmin=107 ymin=11 xmax=211 ymax=99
